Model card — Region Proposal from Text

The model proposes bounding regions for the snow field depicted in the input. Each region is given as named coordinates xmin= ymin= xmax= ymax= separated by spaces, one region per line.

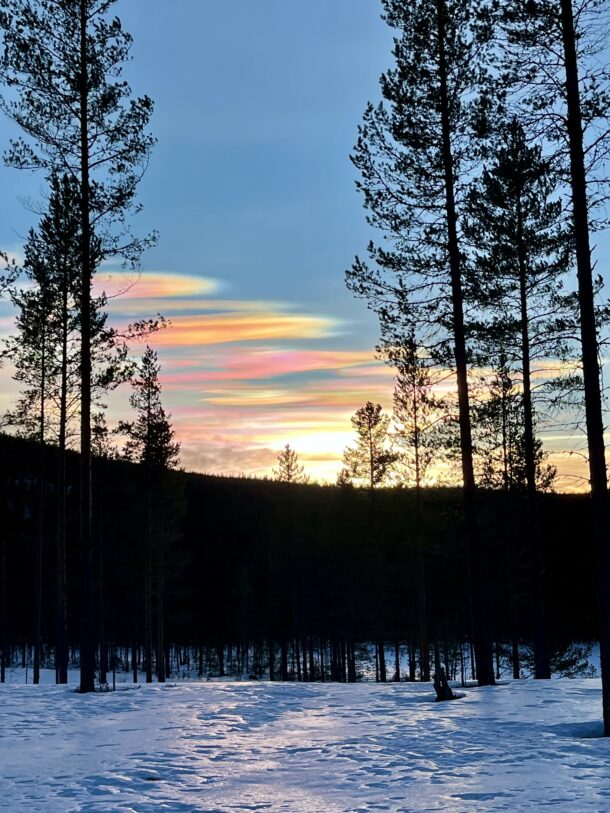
xmin=1 ymin=679 xmax=610 ymax=812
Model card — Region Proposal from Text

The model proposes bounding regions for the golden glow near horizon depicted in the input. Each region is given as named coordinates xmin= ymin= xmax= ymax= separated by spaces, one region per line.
xmin=0 ymin=268 xmax=595 ymax=491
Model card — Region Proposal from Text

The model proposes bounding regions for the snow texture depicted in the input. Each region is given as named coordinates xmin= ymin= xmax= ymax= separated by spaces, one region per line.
xmin=1 ymin=678 xmax=609 ymax=811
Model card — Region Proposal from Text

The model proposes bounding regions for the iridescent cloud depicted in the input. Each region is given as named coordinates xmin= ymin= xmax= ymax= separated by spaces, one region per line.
xmin=149 ymin=312 xmax=338 ymax=346
xmin=97 ymin=270 xmax=221 ymax=301
xmin=0 ymin=266 xmax=593 ymax=489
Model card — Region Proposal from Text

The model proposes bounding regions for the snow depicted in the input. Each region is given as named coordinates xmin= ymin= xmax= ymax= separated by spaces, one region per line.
xmin=1 ymin=678 xmax=610 ymax=811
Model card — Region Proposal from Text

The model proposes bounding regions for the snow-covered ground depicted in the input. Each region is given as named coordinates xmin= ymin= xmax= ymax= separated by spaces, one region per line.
xmin=1 ymin=679 xmax=609 ymax=812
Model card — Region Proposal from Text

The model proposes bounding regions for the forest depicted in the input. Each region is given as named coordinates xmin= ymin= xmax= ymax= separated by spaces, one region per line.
xmin=0 ymin=0 xmax=609 ymax=741
xmin=0 ymin=431 xmax=598 ymax=686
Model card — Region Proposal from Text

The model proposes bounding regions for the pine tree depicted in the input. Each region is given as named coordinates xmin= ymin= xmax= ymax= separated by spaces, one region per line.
xmin=3 ymin=240 xmax=54 ymax=684
xmin=496 ymin=0 xmax=610 ymax=733
xmin=0 ymin=0 xmax=155 ymax=692
xmin=343 ymin=402 xmax=396 ymax=491
xmin=391 ymin=336 xmax=448 ymax=681
xmin=347 ymin=0 xmax=497 ymax=684
xmin=273 ymin=445 xmax=309 ymax=484
xmin=472 ymin=361 xmax=556 ymax=494
xmin=343 ymin=401 xmax=396 ymax=682
xmin=464 ymin=118 xmax=573 ymax=678
xmin=119 ymin=347 xmax=179 ymax=684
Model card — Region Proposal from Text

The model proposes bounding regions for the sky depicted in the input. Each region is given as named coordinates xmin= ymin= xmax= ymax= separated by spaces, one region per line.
xmin=0 ymin=0 xmax=400 ymax=483
xmin=0 ymin=0 xmax=596 ymax=488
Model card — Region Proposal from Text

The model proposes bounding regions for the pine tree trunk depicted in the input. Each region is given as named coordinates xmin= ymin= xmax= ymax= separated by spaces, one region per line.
xmin=560 ymin=0 xmax=610 ymax=734
xmin=415 ymin=475 xmax=430 ymax=682
xmin=98 ymin=468 xmax=107 ymax=686
xmin=295 ymin=638 xmax=302 ymax=681
xmin=319 ymin=639 xmax=325 ymax=682
xmin=55 ymin=291 xmax=69 ymax=684
xmin=78 ymin=0 xmax=95 ymax=694
xmin=1 ymin=524 xmax=6 ymax=683
xmin=409 ymin=640 xmax=417 ymax=682
xmin=517 ymin=198 xmax=550 ymax=679
xmin=512 ymin=637 xmax=520 ymax=680
xmin=378 ymin=640 xmax=387 ymax=682
xmin=347 ymin=640 xmax=357 ymax=683
xmin=33 ymin=336 xmax=46 ymax=686
xmin=268 ymin=637 xmax=275 ymax=680
xmin=436 ymin=0 xmax=494 ymax=686
xmin=156 ymin=548 xmax=165 ymax=683
xmin=308 ymin=637 xmax=315 ymax=681
xmin=144 ymin=472 xmax=153 ymax=684
xmin=302 ymin=639 xmax=308 ymax=681
xmin=132 ymin=639 xmax=138 ymax=683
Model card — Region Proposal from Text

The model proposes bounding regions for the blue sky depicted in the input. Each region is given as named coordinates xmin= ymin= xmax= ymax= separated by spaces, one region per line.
xmin=0 ymin=0 xmax=594 ymax=487
xmin=0 ymin=0 xmax=400 ymax=481
xmin=117 ymin=0 xmax=395 ymax=312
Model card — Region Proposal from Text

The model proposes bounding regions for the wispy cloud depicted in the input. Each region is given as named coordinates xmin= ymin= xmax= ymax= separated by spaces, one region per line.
xmin=149 ymin=312 xmax=339 ymax=347
xmin=0 ymin=268 xmax=592 ymax=488
xmin=97 ymin=271 xmax=221 ymax=301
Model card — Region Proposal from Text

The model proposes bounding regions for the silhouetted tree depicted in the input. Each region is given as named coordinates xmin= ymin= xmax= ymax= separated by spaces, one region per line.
xmin=347 ymin=0 xmax=497 ymax=684
xmin=119 ymin=347 xmax=180 ymax=683
xmin=343 ymin=402 xmax=396 ymax=491
xmin=0 ymin=0 xmax=156 ymax=692
xmin=273 ymin=445 xmax=309 ymax=484
xmin=496 ymin=0 xmax=610 ymax=733
xmin=391 ymin=336 xmax=450 ymax=681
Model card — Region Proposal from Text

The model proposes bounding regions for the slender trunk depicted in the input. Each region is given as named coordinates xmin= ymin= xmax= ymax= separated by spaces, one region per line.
xmin=378 ymin=640 xmax=387 ymax=682
xmin=374 ymin=641 xmax=379 ymax=682
xmin=280 ymin=639 xmax=288 ymax=680
xmin=79 ymin=0 xmax=95 ymax=693
xmin=560 ymin=0 xmax=610 ymax=734
xmin=268 ymin=637 xmax=275 ymax=681
xmin=156 ymin=546 xmax=165 ymax=683
xmin=308 ymin=637 xmax=315 ymax=681
xmin=415 ymin=462 xmax=430 ymax=682
xmin=33 ymin=328 xmax=46 ymax=686
xmin=512 ymin=637 xmax=520 ymax=680
xmin=319 ymin=639 xmax=325 ymax=682
xmin=1 ymin=512 xmax=6 ymax=683
xmin=516 ymin=200 xmax=550 ymax=679
xmin=409 ymin=639 xmax=417 ymax=682
xmin=500 ymin=368 xmax=509 ymax=492
xmin=302 ymin=639 xmax=308 ymax=681
xmin=144 ymin=468 xmax=153 ymax=683
xmin=436 ymin=0 xmax=494 ymax=686
xmin=295 ymin=638 xmax=302 ymax=681
xmin=97 ymin=462 xmax=107 ymax=686
xmin=131 ymin=639 xmax=138 ymax=683
xmin=347 ymin=639 xmax=357 ymax=683
xmin=55 ymin=276 xmax=69 ymax=684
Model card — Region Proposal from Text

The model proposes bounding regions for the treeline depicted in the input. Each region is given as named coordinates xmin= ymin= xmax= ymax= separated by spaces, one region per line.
xmin=0 ymin=433 xmax=597 ymax=683
xmin=0 ymin=0 xmax=609 ymax=721
xmin=343 ymin=0 xmax=610 ymax=724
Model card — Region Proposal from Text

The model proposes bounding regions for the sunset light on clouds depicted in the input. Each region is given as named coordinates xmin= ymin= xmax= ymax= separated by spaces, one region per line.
xmin=0 ymin=0 xmax=598 ymax=490
xmin=98 ymin=269 xmax=395 ymax=482
xmin=0 ymin=260 xmax=595 ymax=487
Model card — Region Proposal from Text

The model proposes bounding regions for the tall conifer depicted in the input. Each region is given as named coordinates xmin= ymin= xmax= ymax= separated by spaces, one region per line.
xmin=347 ymin=0 xmax=496 ymax=684
xmin=0 ymin=0 xmax=155 ymax=691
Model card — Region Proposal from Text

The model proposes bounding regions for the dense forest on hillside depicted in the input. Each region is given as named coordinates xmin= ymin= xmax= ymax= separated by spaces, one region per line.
xmin=0 ymin=433 xmax=595 ymax=683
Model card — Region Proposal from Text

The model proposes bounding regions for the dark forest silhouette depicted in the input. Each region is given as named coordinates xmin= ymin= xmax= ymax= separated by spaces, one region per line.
xmin=0 ymin=0 xmax=609 ymax=740
xmin=0 ymin=432 xmax=600 ymax=685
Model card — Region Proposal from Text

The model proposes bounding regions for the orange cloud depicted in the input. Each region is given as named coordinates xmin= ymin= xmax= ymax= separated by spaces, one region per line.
xmin=97 ymin=271 xmax=220 ymax=301
xmin=151 ymin=312 xmax=338 ymax=347
xmin=0 ymin=263 xmax=594 ymax=490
